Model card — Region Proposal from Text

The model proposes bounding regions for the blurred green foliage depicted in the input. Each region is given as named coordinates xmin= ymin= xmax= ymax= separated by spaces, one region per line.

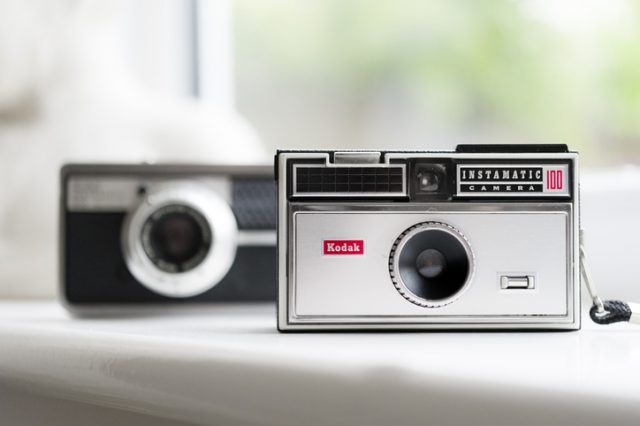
xmin=235 ymin=0 xmax=640 ymax=165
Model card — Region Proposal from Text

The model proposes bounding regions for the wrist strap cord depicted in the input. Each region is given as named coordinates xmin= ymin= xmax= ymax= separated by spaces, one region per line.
xmin=580 ymin=230 xmax=638 ymax=325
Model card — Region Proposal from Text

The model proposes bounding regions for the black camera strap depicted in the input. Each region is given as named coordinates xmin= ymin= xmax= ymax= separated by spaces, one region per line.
xmin=580 ymin=230 xmax=639 ymax=325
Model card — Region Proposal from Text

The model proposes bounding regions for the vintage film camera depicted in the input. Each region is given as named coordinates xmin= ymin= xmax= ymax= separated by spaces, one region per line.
xmin=61 ymin=164 xmax=276 ymax=310
xmin=276 ymin=145 xmax=580 ymax=330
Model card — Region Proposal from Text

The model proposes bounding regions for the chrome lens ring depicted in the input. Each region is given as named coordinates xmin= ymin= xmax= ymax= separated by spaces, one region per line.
xmin=122 ymin=183 xmax=238 ymax=298
xmin=389 ymin=221 xmax=474 ymax=308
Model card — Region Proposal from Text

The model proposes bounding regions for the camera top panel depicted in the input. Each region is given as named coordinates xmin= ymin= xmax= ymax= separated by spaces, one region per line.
xmin=61 ymin=163 xmax=276 ymax=230
xmin=277 ymin=145 xmax=577 ymax=202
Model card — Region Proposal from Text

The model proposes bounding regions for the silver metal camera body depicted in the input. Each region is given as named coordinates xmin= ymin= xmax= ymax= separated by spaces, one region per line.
xmin=277 ymin=145 xmax=580 ymax=330
xmin=61 ymin=164 xmax=276 ymax=309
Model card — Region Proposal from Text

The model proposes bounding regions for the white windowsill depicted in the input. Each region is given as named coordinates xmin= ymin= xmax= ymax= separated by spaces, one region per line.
xmin=1 ymin=300 xmax=640 ymax=426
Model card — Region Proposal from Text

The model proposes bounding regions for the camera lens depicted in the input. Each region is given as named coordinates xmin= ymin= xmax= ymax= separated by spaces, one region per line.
xmin=150 ymin=211 xmax=204 ymax=263
xmin=415 ymin=248 xmax=447 ymax=279
xmin=391 ymin=222 xmax=472 ymax=306
xmin=141 ymin=204 xmax=212 ymax=273
xmin=122 ymin=183 xmax=238 ymax=298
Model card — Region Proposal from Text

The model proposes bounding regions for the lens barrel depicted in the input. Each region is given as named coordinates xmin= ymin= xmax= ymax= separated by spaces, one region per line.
xmin=390 ymin=222 xmax=473 ymax=307
xmin=122 ymin=183 xmax=238 ymax=298
xmin=141 ymin=204 xmax=212 ymax=273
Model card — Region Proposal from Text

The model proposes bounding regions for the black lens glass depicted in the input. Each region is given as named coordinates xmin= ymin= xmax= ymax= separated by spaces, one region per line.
xmin=151 ymin=213 xmax=202 ymax=262
xmin=398 ymin=228 xmax=470 ymax=301
xmin=415 ymin=248 xmax=447 ymax=279
xmin=142 ymin=205 xmax=212 ymax=273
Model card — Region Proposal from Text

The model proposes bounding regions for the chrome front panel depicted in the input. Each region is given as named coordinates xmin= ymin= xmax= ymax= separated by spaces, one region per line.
xmin=277 ymin=151 xmax=580 ymax=330
xmin=66 ymin=176 xmax=230 ymax=211
xmin=287 ymin=203 xmax=575 ymax=328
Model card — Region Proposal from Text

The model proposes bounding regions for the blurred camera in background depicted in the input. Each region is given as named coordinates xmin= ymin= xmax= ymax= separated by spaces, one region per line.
xmin=60 ymin=164 xmax=276 ymax=313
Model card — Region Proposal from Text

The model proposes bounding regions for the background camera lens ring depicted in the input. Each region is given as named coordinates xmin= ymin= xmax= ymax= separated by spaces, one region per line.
xmin=140 ymin=204 xmax=212 ymax=273
xmin=389 ymin=222 xmax=474 ymax=308
xmin=122 ymin=183 xmax=238 ymax=298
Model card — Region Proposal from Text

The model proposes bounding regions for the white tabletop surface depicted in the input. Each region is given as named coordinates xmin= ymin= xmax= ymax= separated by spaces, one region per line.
xmin=1 ymin=300 xmax=639 ymax=426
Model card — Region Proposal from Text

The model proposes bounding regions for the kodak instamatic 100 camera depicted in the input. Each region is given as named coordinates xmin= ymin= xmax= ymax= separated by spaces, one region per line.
xmin=61 ymin=164 xmax=276 ymax=309
xmin=276 ymin=145 xmax=580 ymax=330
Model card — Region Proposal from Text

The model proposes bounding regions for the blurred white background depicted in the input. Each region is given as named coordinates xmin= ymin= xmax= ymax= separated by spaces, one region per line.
xmin=0 ymin=0 xmax=639 ymax=302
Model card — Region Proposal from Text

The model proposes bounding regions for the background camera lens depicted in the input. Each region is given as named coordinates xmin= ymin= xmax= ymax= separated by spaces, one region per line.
xmin=141 ymin=205 xmax=212 ymax=273
xmin=151 ymin=213 xmax=201 ymax=262
xmin=396 ymin=225 xmax=471 ymax=303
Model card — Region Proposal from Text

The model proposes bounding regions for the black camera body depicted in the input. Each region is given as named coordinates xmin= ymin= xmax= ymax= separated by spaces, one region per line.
xmin=60 ymin=164 xmax=276 ymax=310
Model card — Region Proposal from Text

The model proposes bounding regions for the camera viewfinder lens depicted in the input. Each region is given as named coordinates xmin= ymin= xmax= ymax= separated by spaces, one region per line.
xmin=412 ymin=163 xmax=449 ymax=198
xmin=417 ymin=171 xmax=440 ymax=192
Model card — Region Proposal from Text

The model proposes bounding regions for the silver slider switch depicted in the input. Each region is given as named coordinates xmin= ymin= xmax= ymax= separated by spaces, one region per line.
xmin=501 ymin=275 xmax=535 ymax=290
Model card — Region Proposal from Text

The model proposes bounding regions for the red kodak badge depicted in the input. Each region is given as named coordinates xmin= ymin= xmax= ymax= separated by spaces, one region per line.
xmin=323 ymin=240 xmax=364 ymax=255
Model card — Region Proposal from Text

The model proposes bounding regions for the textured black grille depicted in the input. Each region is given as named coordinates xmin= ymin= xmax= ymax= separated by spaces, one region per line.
xmin=295 ymin=166 xmax=404 ymax=194
xmin=232 ymin=178 xmax=276 ymax=230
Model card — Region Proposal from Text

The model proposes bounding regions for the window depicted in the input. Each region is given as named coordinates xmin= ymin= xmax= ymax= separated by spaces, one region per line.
xmin=234 ymin=0 xmax=640 ymax=166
